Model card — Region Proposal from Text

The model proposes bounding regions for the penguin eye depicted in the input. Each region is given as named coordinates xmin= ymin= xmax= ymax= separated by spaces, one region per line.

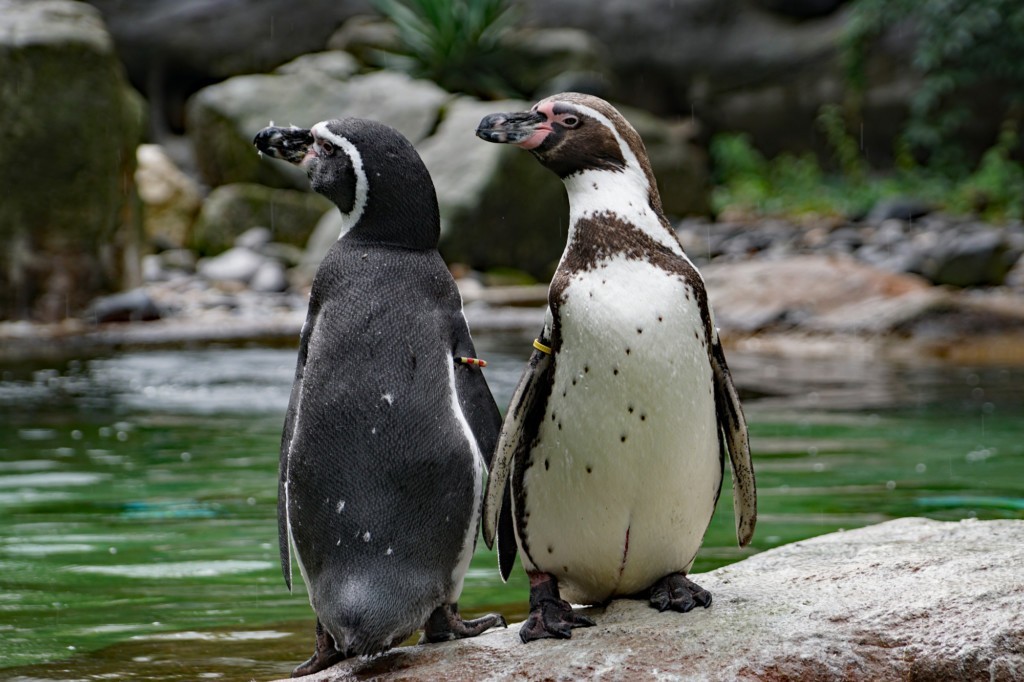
xmin=320 ymin=140 xmax=335 ymax=156
xmin=561 ymin=116 xmax=581 ymax=128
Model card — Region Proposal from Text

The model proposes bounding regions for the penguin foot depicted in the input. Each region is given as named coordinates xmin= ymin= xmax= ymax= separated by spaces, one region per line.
xmin=291 ymin=619 xmax=347 ymax=678
xmin=519 ymin=572 xmax=596 ymax=643
xmin=421 ymin=602 xmax=507 ymax=644
xmin=649 ymin=572 xmax=713 ymax=613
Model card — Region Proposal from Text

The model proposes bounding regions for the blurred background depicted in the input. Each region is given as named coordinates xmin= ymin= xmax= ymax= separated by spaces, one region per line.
xmin=1 ymin=0 xmax=1023 ymax=680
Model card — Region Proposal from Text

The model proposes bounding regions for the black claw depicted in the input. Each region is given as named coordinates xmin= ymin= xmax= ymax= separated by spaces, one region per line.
xmin=648 ymin=573 xmax=713 ymax=614
xmin=520 ymin=573 xmax=596 ymax=643
xmin=421 ymin=603 xmax=506 ymax=644
xmin=291 ymin=619 xmax=346 ymax=677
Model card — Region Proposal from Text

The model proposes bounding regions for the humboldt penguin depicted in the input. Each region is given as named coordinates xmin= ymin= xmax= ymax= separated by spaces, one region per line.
xmin=475 ymin=93 xmax=757 ymax=641
xmin=255 ymin=119 xmax=505 ymax=675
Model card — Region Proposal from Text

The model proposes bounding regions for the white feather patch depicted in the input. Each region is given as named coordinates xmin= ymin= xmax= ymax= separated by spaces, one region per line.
xmin=311 ymin=121 xmax=369 ymax=238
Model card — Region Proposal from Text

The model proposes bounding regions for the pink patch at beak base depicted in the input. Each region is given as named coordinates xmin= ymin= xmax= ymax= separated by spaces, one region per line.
xmin=517 ymin=126 xmax=553 ymax=150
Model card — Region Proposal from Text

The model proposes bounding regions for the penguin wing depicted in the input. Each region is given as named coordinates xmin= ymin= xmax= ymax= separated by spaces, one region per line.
xmin=451 ymin=313 xmax=502 ymax=468
xmin=483 ymin=341 xmax=553 ymax=580
xmin=277 ymin=312 xmax=316 ymax=591
xmin=710 ymin=336 xmax=757 ymax=547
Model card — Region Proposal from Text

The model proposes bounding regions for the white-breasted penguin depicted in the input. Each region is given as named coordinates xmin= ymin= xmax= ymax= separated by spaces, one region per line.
xmin=475 ymin=93 xmax=757 ymax=641
xmin=255 ymin=119 xmax=506 ymax=675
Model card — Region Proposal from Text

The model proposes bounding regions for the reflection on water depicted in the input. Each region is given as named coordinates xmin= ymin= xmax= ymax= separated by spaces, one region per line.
xmin=0 ymin=337 xmax=1022 ymax=681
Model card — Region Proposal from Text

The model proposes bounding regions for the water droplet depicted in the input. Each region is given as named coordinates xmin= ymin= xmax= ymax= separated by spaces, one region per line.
xmin=886 ymin=480 xmax=896 ymax=490
xmin=180 ymin=452 xmax=192 ymax=462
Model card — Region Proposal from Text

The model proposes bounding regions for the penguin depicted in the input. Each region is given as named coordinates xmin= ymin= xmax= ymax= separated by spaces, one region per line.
xmin=474 ymin=93 xmax=757 ymax=642
xmin=254 ymin=118 xmax=506 ymax=675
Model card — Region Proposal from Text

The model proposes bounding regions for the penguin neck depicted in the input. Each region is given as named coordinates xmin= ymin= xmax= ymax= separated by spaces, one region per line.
xmin=562 ymin=167 xmax=678 ymax=252
xmin=339 ymin=188 xmax=440 ymax=251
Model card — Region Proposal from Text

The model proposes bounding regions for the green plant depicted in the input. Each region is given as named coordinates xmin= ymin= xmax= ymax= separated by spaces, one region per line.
xmin=371 ymin=0 xmax=520 ymax=98
xmin=951 ymin=121 xmax=1024 ymax=221
xmin=843 ymin=0 xmax=1024 ymax=171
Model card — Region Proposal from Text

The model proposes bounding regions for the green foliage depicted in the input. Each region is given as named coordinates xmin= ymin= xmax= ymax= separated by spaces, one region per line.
xmin=843 ymin=0 xmax=1024 ymax=170
xmin=950 ymin=122 xmax=1024 ymax=221
xmin=371 ymin=0 xmax=520 ymax=98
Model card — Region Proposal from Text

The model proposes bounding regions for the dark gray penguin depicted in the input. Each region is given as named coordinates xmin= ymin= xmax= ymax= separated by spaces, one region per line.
xmin=254 ymin=118 xmax=505 ymax=676
xmin=475 ymin=93 xmax=757 ymax=642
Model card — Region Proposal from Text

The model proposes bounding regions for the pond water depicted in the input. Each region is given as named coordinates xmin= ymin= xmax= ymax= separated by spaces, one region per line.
xmin=1 ymin=335 xmax=1022 ymax=681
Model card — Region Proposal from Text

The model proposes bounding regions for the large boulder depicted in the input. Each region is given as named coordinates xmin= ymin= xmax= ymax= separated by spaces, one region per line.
xmin=190 ymin=183 xmax=332 ymax=256
xmin=186 ymin=60 xmax=451 ymax=189
xmin=268 ymin=518 xmax=1024 ymax=681
xmin=0 ymin=0 xmax=144 ymax=321
xmin=420 ymin=97 xmax=569 ymax=279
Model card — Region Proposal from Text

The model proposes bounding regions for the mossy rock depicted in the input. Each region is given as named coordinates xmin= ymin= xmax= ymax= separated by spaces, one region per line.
xmin=0 ymin=0 xmax=144 ymax=320
xmin=190 ymin=183 xmax=333 ymax=256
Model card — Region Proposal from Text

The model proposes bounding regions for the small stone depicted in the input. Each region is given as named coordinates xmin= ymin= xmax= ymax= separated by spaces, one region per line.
xmin=249 ymin=261 xmax=289 ymax=293
xmin=234 ymin=226 xmax=273 ymax=251
xmin=197 ymin=247 xmax=265 ymax=283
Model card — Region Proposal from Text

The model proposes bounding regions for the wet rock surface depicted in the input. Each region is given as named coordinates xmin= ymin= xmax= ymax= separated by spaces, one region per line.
xmin=268 ymin=518 xmax=1024 ymax=682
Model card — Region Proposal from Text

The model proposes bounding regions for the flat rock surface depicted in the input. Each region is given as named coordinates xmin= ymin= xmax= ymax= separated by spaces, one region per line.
xmin=270 ymin=518 xmax=1024 ymax=681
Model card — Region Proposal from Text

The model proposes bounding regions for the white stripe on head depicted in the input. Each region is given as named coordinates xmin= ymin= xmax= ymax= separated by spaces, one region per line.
xmin=312 ymin=121 xmax=369 ymax=239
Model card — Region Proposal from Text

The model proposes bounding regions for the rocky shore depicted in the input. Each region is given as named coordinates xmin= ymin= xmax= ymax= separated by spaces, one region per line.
xmin=4 ymin=211 xmax=1023 ymax=365
xmin=267 ymin=518 xmax=1024 ymax=682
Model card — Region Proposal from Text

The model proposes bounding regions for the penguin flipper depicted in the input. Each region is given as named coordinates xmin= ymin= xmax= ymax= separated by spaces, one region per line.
xmin=451 ymin=314 xmax=503 ymax=468
xmin=278 ymin=313 xmax=316 ymax=591
xmin=710 ymin=337 xmax=757 ymax=547
xmin=482 ymin=345 xmax=552 ymax=556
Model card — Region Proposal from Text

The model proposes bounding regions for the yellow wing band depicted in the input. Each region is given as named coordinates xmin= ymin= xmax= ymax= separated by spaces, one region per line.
xmin=532 ymin=339 xmax=552 ymax=355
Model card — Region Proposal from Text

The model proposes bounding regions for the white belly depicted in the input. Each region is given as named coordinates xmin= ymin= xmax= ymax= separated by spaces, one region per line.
xmin=517 ymin=256 xmax=721 ymax=604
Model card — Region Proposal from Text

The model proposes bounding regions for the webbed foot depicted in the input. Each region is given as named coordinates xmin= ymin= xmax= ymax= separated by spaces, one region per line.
xmin=519 ymin=572 xmax=595 ymax=643
xmin=421 ymin=602 xmax=507 ymax=643
xmin=649 ymin=572 xmax=713 ymax=613
xmin=292 ymin=619 xmax=347 ymax=677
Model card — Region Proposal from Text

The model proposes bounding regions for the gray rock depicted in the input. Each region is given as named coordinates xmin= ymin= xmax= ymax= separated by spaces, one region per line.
xmin=419 ymin=97 xmax=569 ymax=279
xmin=918 ymin=230 xmax=1019 ymax=287
xmin=274 ymin=50 xmax=360 ymax=80
xmin=702 ymin=255 xmax=931 ymax=333
xmin=197 ymin=247 xmax=265 ymax=283
xmin=865 ymin=196 xmax=934 ymax=223
xmin=326 ymin=15 xmax=401 ymax=64
xmin=191 ymin=183 xmax=332 ymax=256
xmin=141 ymin=255 xmax=167 ymax=283
xmin=268 ymin=518 xmax=1024 ymax=682
xmin=84 ymin=288 xmax=162 ymax=324
xmin=186 ymin=68 xmax=451 ymax=190
xmin=84 ymin=0 xmax=370 ymax=80
xmin=158 ymin=248 xmax=198 ymax=273
xmin=234 ymin=226 xmax=273 ymax=251
xmin=0 ymin=0 xmax=144 ymax=321
xmin=248 ymin=260 xmax=289 ymax=293
xmin=500 ymin=27 xmax=609 ymax=97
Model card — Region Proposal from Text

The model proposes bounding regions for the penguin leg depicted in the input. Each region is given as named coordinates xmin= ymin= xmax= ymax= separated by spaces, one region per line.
xmin=519 ymin=572 xmax=596 ymax=643
xmin=291 ymin=618 xmax=347 ymax=678
xmin=648 ymin=572 xmax=713 ymax=613
xmin=421 ymin=602 xmax=507 ymax=643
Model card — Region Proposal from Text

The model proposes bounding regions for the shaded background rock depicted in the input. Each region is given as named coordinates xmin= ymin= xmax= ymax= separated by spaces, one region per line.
xmin=0 ymin=0 xmax=144 ymax=322
xmin=269 ymin=518 xmax=1024 ymax=682
xmin=189 ymin=183 xmax=332 ymax=255
xmin=186 ymin=64 xmax=450 ymax=190
xmin=420 ymin=97 xmax=569 ymax=279
xmin=136 ymin=143 xmax=202 ymax=249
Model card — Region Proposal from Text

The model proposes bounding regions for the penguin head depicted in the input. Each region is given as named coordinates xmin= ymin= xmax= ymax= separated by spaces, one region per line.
xmin=475 ymin=93 xmax=656 ymax=185
xmin=255 ymin=119 xmax=440 ymax=249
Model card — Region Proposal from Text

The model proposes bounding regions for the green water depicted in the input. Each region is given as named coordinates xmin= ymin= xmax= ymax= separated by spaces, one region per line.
xmin=0 ymin=338 xmax=1022 ymax=681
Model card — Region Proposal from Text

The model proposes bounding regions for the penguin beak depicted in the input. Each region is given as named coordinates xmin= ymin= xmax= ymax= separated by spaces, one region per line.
xmin=254 ymin=126 xmax=314 ymax=165
xmin=476 ymin=110 xmax=551 ymax=149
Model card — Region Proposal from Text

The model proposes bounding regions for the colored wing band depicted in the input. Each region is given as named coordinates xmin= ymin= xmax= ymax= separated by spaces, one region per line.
xmin=532 ymin=339 xmax=552 ymax=355
xmin=457 ymin=356 xmax=488 ymax=368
